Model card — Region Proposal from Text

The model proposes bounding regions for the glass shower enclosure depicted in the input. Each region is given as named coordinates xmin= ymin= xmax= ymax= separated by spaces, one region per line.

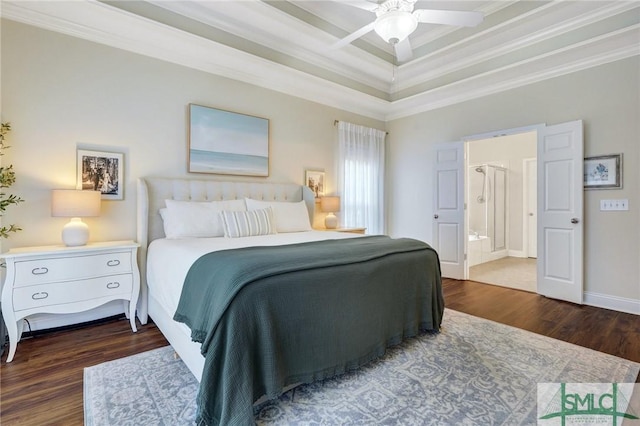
xmin=468 ymin=164 xmax=507 ymax=265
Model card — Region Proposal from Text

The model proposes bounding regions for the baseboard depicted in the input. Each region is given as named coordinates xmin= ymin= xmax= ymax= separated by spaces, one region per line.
xmin=508 ymin=250 xmax=526 ymax=258
xmin=19 ymin=301 xmax=125 ymax=332
xmin=485 ymin=249 xmax=508 ymax=263
xmin=508 ymin=250 xmax=528 ymax=258
xmin=583 ymin=291 xmax=640 ymax=315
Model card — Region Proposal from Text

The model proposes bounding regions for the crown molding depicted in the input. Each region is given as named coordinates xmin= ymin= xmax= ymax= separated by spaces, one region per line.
xmin=1 ymin=0 xmax=390 ymax=120
xmin=387 ymin=24 xmax=640 ymax=120
xmin=148 ymin=1 xmax=394 ymax=94
xmin=2 ymin=1 xmax=638 ymax=123
xmin=397 ymin=1 xmax=638 ymax=93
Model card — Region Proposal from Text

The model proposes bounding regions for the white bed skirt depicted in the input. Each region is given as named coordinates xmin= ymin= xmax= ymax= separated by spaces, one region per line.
xmin=148 ymin=293 xmax=204 ymax=381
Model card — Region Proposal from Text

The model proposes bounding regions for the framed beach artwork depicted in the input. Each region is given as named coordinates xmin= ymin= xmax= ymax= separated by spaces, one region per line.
xmin=77 ymin=149 xmax=124 ymax=200
xmin=188 ymin=104 xmax=269 ymax=176
xmin=583 ymin=154 xmax=622 ymax=190
xmin=305 ymin=170 xmax=325 ymax=199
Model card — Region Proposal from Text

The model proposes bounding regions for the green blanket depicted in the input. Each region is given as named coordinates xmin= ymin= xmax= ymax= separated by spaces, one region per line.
xmin=174 ymin=235 xmax=444 ymax=426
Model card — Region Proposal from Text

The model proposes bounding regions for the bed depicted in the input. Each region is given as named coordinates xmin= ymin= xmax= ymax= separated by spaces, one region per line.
xmin=136 ymin=177 xmax=444 ymax=425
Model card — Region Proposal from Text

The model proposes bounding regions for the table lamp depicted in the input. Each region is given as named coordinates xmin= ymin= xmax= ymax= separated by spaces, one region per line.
xmin=51 ymin=189 xmax=101 ymax=246
xmin=320 ymin=196 xmax=340 ymax=229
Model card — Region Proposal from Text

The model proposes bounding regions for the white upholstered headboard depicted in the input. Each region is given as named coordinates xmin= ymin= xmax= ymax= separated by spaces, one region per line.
xmin=135 ymin=176 xmax=316 ymax=324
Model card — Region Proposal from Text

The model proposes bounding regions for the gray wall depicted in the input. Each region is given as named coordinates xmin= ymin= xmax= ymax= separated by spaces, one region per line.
xmin=1 ymin=19 xmax=638 ymax=314
xmin=0 ymin=20 xmax=384 ymax=250
xmin=387 ymin=56 xmax=640 ymax=306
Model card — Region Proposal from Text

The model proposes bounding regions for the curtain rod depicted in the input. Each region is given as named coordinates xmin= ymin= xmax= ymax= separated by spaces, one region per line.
xmin=334 ymin=120 xmax=388 ymax=135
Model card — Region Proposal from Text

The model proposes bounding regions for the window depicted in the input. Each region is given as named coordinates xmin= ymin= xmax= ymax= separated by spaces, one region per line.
xmin=337 ymin=121 xmax=386 ymax=234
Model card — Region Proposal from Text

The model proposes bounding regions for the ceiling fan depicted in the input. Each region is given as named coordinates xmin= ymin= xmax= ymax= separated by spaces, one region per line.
xmin=332 ymin=0 xmax=484 ymax=63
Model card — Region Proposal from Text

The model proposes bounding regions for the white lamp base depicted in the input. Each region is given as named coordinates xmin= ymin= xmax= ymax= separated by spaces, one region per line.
xmin=324 ymin=213 xmax=338 ymax=229
xmin=62 ymin=218 xmax=90 ymax=246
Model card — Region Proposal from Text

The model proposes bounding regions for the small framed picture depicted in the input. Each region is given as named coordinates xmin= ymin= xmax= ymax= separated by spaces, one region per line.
xmin=77 ymin=149 xmax=124 ymax=200
xmin=583 ymin=154 xmax=622 ymax=190
xmin=305 ymin=170 xmax=325 ymax=199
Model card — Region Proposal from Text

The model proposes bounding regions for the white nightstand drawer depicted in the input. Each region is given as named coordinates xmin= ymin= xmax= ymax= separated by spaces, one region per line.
xmin=2 ymin=241 xmax=140 ymax=362
xmin=13 ymin=251 xmax=132 ymax=286
xmin=13 ymin=273 xmax=133 ymax=311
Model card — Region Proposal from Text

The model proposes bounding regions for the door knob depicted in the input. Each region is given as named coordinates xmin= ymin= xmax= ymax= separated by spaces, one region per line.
xmin=434 ymin=214 xmax=439 ymax=219
xmin=571 ymin=218 xmax=579 ymax=224
xmin=529 ymin=213 xmax=534 ymax=216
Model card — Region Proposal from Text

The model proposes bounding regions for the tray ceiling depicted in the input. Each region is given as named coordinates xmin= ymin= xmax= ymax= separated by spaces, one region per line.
xmin=2 ymin=1 xmax=639 ymax=120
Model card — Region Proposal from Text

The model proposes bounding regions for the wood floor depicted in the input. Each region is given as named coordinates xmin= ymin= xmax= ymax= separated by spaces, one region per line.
xmin=1 ymin=278 xmax=638 ymax=425
xmin=0 ymin=316 xmax=168 ymax=426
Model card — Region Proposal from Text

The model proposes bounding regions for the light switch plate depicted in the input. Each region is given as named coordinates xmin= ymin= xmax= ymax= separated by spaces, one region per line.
xmin=600 ymin=199 xmax=629 ymax=211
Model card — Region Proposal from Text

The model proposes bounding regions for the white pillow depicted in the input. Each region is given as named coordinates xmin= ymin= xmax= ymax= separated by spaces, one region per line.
xmin=220 ymin=207 xmax=277 ymax=238
xmin=245 ymin=198 xmax=312 ymax=233
xmin=161 ymin=199 xmax=246 ymax=238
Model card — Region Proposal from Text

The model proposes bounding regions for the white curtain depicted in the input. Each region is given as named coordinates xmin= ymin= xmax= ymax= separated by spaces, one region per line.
xmin=337 ymin=121 xmax=386 ymax=234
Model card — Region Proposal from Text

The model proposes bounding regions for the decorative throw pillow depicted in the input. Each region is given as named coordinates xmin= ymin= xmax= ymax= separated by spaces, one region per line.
xmin=161 ymin=199 xmax=246 ymax=238
xmin=220 ymin=207 xmax=277 ymax=238
xmin=245 ymin=199 xmax=312 ymax=233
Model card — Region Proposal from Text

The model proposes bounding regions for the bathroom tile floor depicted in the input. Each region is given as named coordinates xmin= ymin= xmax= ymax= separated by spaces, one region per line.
xmin=469 ymin=256 xmax=537 ymax=292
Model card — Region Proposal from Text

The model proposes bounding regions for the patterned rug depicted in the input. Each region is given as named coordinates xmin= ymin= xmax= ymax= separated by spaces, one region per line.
xmin=84 ymin=310 xmax=639 ymax=425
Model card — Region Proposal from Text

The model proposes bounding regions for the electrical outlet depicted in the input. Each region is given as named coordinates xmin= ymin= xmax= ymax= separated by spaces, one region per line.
xmin=600 ymin=199 xmax=629 ymax=211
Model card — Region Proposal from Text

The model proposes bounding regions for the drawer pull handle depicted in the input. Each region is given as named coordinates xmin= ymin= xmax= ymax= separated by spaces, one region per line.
xmin=106 ymin=260 xmax=121 ymax=267
xmin=31 ymin=292 xmax=49 ymax=300
xmin=31 ymin=267 xmax=49 ymax=275
xmin=106 ymin=282 xmax=120 ymax=289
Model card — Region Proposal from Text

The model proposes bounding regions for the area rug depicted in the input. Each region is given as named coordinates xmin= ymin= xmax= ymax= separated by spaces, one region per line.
xmin=84 ymin=310 xmax=639 ymax=425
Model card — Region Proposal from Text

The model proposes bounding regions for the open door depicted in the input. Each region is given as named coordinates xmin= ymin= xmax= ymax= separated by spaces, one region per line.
xmin=525 ymin=158 xmax=538 ymax=258
xmin=537 ymin=120 xmax=584 ymax=304
xmin=432 ymin=142 xmax=465 ymax=279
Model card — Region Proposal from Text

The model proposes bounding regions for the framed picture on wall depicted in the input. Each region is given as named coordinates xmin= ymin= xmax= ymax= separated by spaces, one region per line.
xmin=188 ymin=103 xmax=269 ymax=177
xmin=305 ymin=170 xmax=325 ymax=198
xmin=77 ymin=149 xmax=124 ymax=200
xmin=583 ymin=154 xmax=622 ymax=190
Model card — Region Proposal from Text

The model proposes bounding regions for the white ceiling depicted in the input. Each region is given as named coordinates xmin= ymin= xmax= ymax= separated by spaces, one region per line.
xmin=2 ymin=1 xmax=639 ymax=120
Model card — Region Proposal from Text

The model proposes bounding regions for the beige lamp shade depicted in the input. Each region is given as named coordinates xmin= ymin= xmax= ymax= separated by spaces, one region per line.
xmin=51 ymin=190 xmax=101 ymax=246
xmin=320 ymin=196 xmax=340 ymax=229
xmin=320 ymin=196 xmax=340 ymax=213
xmin=52 ymin=190 xmax=101 ymax=217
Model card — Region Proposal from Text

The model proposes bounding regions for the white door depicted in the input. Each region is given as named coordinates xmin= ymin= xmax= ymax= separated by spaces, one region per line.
xmin=537 ymin=121 xmax=583 ymax=304
xmin=432 ymin=142 xmax=465 ymax=279
xmin=526 ymin=159 xmax=537 ymax=258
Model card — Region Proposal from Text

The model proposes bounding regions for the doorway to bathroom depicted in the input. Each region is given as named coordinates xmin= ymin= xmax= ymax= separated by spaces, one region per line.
xmin=466 ymin=130 xmax=537 ymax=292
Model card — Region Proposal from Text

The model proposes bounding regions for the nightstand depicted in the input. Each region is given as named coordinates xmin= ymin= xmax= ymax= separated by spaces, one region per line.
xmin=320 ymin=227 xmax=367 ymax=234
xmin=1 ymin=240 xmax=140 ymax=362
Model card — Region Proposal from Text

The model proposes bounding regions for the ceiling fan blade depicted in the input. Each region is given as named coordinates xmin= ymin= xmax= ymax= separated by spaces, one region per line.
xmin=341 ymin=1 xmax=380 ymax=12
xmin=394 ymin=38 xmax=413 ymax=63
xmin=413 ymin=9 xmax=484 ymax=27
xmin=330 ymin=21 xmax=376 ymax=49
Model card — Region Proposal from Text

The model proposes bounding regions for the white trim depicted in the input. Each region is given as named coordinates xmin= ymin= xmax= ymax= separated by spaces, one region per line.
xmin=397 ymin=1 xmax=638 ymax=92
xmin=387 ymin=25 xmax=640 ymax=120
xmin=463 ymin=142 xmax=470 ymax=280
xmin=485 ymin=249 xmax=508 ymax=263
xmin=522 ymin=157 xmax=537 ymax=259
xmin=508 ymin=250 xmax=526 ymax=258
xmin=1 ymin=0 xmax=389 ymax=121
xmin=151 ymin=1 xmax=393 ymax=94
xmin=583 ymin=292 xmax=640 ymax=316
xmin=18 ymin=301 xmax=125 ymax=332
xmin=462 ymin=124 xmax=544 ymax=143
xmin=2 ymin=1 xmax=638 ymax=121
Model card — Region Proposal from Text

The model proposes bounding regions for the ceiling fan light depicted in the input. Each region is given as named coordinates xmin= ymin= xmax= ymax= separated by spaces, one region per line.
xmin=374 ymin=11 xmax=418 ymax=44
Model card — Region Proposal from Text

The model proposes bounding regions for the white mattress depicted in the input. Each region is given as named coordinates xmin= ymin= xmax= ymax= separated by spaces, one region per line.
xmin=146 ymin=230 xmax=359 ymax=317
